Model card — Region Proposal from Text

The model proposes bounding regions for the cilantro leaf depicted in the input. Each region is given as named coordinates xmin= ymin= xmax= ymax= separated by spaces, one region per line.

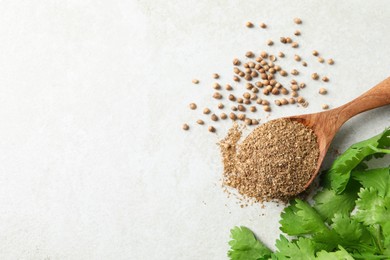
xmin=280 ymin=199 xmax=327 ymax=235
xmin=331 ymin=213 xmax=363 ymax=242
xmin=275 ymin=235 xmax=316 ymax=260
xmin=313 ymin=180 xmax=359 ymax=223
xmin=316 ymin=246 xmax=354 ymax=260
xmin=324 ymin=129 xmax=390 ymax=194
xmin=228 ymin=226 xmax=272 ymax=260
xmin=352 ymin=167 xmax=390 ymax=197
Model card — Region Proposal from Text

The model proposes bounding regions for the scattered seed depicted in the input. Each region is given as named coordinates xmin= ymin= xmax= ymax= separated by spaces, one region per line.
xmin=311 ymin=73 xmax=319 ymax=80
xmin=302 ymin=61 xmax=307 ymax=67
xmin=251 ymin=71 xmax=258 ymax=77
xmin=238 ymin=105 xmax=246 ymax=112
xmin=297 ymin=96 xmax=305 ymax=103
xmin=228 ymin=94 xmax=236 ymax=101
xmin=233 ymin=76 xmax=240 ymax=82
xmin=294 ymin=30 xmax=301 ymax=36
xmin=182 ymin=124 xmax=189 ymax=130
xmin=289 ymin=98 xmax=296 ymax=104
xmin=322 ymin=76 xmax=329 ymax=82
xmin=196 ymin=119 xmax=204 ymax=125
xmin=213 ymin=92 xmax=222 ymax=99
xmin=280 ymin=70 xmax=288 ymax=76
xmin=275 ymin=100 xmax=281 ymax=106
xmin=269 ymin=55 xmax=277 ymax=62
xmin=213 ymin=83 xmax=221 ymax=89
xmin=280 ymin=37 xmax=287 ymax=44
xmin=239 ymin=71 xmax=245 ymax=77
xmin=327 ymin=59 xmax=334 ymax=65
xmin=291 ymin=91 xmax=298 ymax=97
xmin=233 ymin=58 xmax=241 ymax=65
xmin=271 ymin=88 xmax=280 ymax=95
xmin=238 ymin=114 xmax=246 ymax=120
xmin=203 ymin=108 xmax=211 ymax=114
xmin=252 ymin=119 xmax=259 ymax=125
xmin=286 ymin=37 xmax=293 ymax=44
xmin=246 ymin=51 xmax=254 ymax=58
xmin=281 ymin=87 xmax=289 ymax=95
xmin=291 ymin=42 xmax=299 ymax=48
xmin=299 ymin=83 xmax=306 ymax=89
xmin=245 ymin=74 xmax=252 ymax=81
xmin=243 ymin=92 xmax=251 ymax=99
xmin=261 ymin=100 xmax=269 ymax=105
xmin=259 ymin=22 xmax=267 ymax=28
xmin=291 ymin=69 xmax=299 ymax=75
xmin=229 ymin=113 xmax=237 ymax=120
xmin=220 ymin=113 xmax=227 ymax=120
xmin=267 ymin=39 xmax=273 ymax=46
xmin=246 ymin=83 xmax=254 ymax=90
xmin=318 ymin=57 xmax=324 ymax=63
xmin=189 ymin=103 xmax=197 ymax=110
xmin=237 ymin=98 xmax=244 ymax=104
xmin=225 ymin=84 xmax=233 ymax=91
xmin=319 ymin=88 xmax=327 ymax=95
xmin=192 ymin=79 xmax=199 ymax=84
xmin=278 ymin=52 xmax=285 ymax=58
xmin=208 ymin=126 xmax=216 ymax=133
xmin=244 ymin=99 xmax=251 ymax=105
xmin=218 ymin=103 xmax=224 ymax=109
xmin=294 ymin=55 xmax=301 ymax=61
xmin=213 ymin=73 xmax=219 ymax=79
xmin=322 ymin=104 xmax=329 ymax=110
xmin=260 ymin=51 xmax=268 ymax=58
xmin=231 ymin=106 xmax=238 ymax=112
xmin=281 ymin=98 xmax=288 ymax=105
xmin=263 ymin=105 xmax=271 ymax=112
xmin=244 ymin=118 xmax=252 ymax=125
xmin=256 ymin=98 xmax=263 ymax=104
xmin=211 ymin=114 xmax=219 ymax=121
xmin=291 ymin=84 xmax=299 ymax=91
xmin=250 ymin=106 xmax=257 ymax=112
xmin=246 ymin=21 xmax=254 ymax=28
xmin=312 ymin=50 xmax=319 ymax=56
xmin=294 ymin=17 xmax=302 ymax=24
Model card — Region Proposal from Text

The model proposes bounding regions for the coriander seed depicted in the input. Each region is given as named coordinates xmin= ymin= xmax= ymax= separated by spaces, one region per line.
xmin=280 ymin=70 xmax=288 ymax=76
xmin=294 ymin=30 xmax=301 ymax=36
xmin=322 ymin=76 xmax=329 ymax=82
xmin=244 ymin=99 xmax=251 ymax=105
xmin=246 ymin=21 xmax=254 ymax=28
xmin=294 ymin=17 xmax=302 ymax=24
xmin=251 ymin=119 xmax=259 ymax=125
xmin=318 ymin=57 xmax=324 ymax=63
xmin=311 ymin=73 xmax=319 ymax=80
xmin=299 ymin=83 xmax=306 ymax=89
xmin=269 ymin=55 xmax=277 ymax=61
xmin=237 ymin=98 xmax=244 ymax=104
xmin=211 ymin=114 xmax=218 ymax=121
xmin=213 ymin=92 xmax=222 ymax=99
xmin=260 ymin=51 xmax=268 ymax=58
xmin=281 ymin=98 xmax=288 ymax=105
xmin=225 ymin=84 xmax=233 ymax=91
xmin=280 ymin=37 xmax=287 ymax=44
xmin=275 ymin=100 xmax=281 ymax=106
xmin=208 ymin=126 xmax=216 ymax=133
xmin=289 ymin=98 xmax=296 ymax=104
xmin=233 ymin=76 xmax=240 ymax=82
xmin=243 ymin=92 xmax=251 ymax=99
xmin=228 ymin=94 xmax=236 ymax=101
xmin=297 ymin=96 xmax=305 ymax=103
xmin=322 ymin=104 xmax=329 ymax=110
xmin=189 ymin=103 xmax=197 ymax=110
xmin=302 ymin=61 xmax=307 ymax=67
xmin=267 ymin=39 xmax=273 ymax=46
xmin=196 ymin=119 xmax=204 ymax=125
xmin=246 ymin=51 xmax=254 ymax=58
xmin=319 ymin=88 xmax=327 ymax=94
xmin=220 ymin=113 xmax=227 ymax=120
xmin=244 ymin=118 xmax=252 ymax=125
xmin=286 ymin=37 xmax=292 ymax=43
xmin=237 ymin=114 xmax=246 ymax=120
xmin=192 ymin=79 xmax=199 ymax=84
xmin=233 ymin=58 xmax=241 ymax=65
xmin=259 ymin=22 xmax=267 ymax=28
xmin=182 ymin=124 xmax=189 ymax=130
xmin=229 ymin=112 xmax=237 ymax=120
xmin=238 ymin=105 xmax=246 ymax=112
xmin=261 ymin=100 xmax=269 ymax=105
xmin=312 ymin=50 xmax=319 ymax=56
xmin=203 ymin=108 xmax=211 ymax=114
xmin=291 ymin=69 xmax=299 ymax=75
xmin=291 ymin=42 xmax=299 ymax=48
xmin=213 ymin=73 xmax=219 ymax=79
xmin=278 ymin=52 xmax=285 ymax=58
xmin=213 ymin=83 xmax=221 ymax=89
xmin=218 ymin=103 xmax=224 ymax=109
xmin=294 ymin=55 xmax=301 ymax=61
xmin=263 ymin=105 xmax=271 ymax=112
xmin=256 ymin=98 xmax=263 ymax=104
xmin=250 ymin=106 xmax=257 ymax=112
xmin=327 ymin=59 xmax=334 ymax=65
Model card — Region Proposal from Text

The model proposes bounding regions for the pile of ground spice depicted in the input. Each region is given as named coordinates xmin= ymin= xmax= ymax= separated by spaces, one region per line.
xmin=220 ymin=118 xmax=319 ymax=202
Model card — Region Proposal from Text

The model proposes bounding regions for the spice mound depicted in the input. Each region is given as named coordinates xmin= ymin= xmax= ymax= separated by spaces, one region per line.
xmin=220 ymin=118 xmax=319 ymax=202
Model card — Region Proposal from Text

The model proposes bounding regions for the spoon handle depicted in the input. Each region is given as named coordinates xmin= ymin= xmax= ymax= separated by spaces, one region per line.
xmin=336 ymin=77 xmax=390 ymax=124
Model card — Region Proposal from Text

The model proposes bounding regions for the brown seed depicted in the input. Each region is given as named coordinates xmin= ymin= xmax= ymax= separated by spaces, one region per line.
xmin=312 ymin=50 xmax=319 ymax=56
xmin=267 ymin=39 xmax=274 ymax=46
xmin=280 ymin=70 xmax=288 ymax=77
xmin=229 ymin=113 xmax=237 ymax=120
xmin=261 ymin=100 xmax=269 ymax=106
xmin=244 ymin=99 xmax=251 ymax=105
xmin=213 ymin=83 xmax=221 ymax=89
xmin=250 ymin=93 xmax=257 ymax=100
xmin=218 ymin=103 xmax=224 ymax=109
xmin=228 ymin=94 xmax=236 ymax=101
xmin=311 ymin=73 xmax=319 ymax=80
xmin=233 ymin=76 xmax=240 ymax=82
xmin=259 ymin=22 xmax=267 ymax=28
xmin=248 ymin=62 xmax=255 ymax=68
xmin=182 ymin=124 xmax=189 ymax=130
xmin=274 ymin=65 xmax=281 ymax=71
xmin=319 ymin=88 xmax=327 ymax=94
xmin=271 ymin=88 xmax=280 ymax=95
xmin=322 ymin=76 xmax=329 ymax=82
xmin=213 ymin=92 xmax=222 ymax=99
xmin=291 ymin=91 xmax=298 ymax=97
xmin=239 ymin=71 xmax=245 ymax=77
xmin=260 ymin=51 xmax=268 ymax=59
xmin=245 ymin=68 xmax=252 ymax=73
xmin=269 ymin=55 xmax=277 ymax=62
xmin=231 ymin=106 xmax=238 ymax=111
xmin=250 ymin=106 xmax=257 ymax=112
xmin=211 ymin=114 xmax=218 ymax=121
xmin=281 ymin=87 xmax=289 ymax=95
xmin=294 ymin=30 xmax=301 ymax=36
xmin=281 ymin=98 xmax=288 ymax=105
xmin=263 ymin=105 xmax=271 ymax=112
xmin=213 ymin=73 xmax=219 ymax=79
xmin=260 ymin=60 xmax=267 ymax=66
xmin=238 ymin=105 xmax=246 ymax=112
xmin=203 ymin=108 xmax=211 ymax=114
xmin=220 ymin=113 xmax=227 ymax=120
xmin=246 ymin=51 xmax=254 ymax=58
xmin=238 ymin=113 xmax=246 ymax=120
xmin=189 ymin=103 xmax=197 ymax=110
xmin=255 ymin=64 xmax=261 ymax=70
xmin=294 ymin=55 xmax=301 ymax=61
xmin=274 ymin=100 xmax=281 ymax=106
xmin=278 ymin=52 xmax=285 ymax=58
xmin=243 ymin=63 xmax=249 ymax=68
xmin=299 ymin=83 xmax=306 ymax=89
xmin=286 ymin=37 xmax=293 ymax=44
xmin=322 ymin=104 xmax=329 ymax=110
xmin=225 ymin=84 xmax=233 ymax=91
xmin=244 ymin=118 xmax=252 ymax=125
xmin=263 ymin=65 xmax=270 ymax=71
xmin=291 ymin=69 xmax=299 ymax=75
xmin=266 ymin=85 xmax=273 ymax=92
xmin=196 ymin=119 xmax=204 ymax=125
xmin=327 ymin=59 xmax=334 ymax=65
xmin=256 ymin=98 xmax=263 ymax=104
xmin=208 ymin=126 xmax=216 ymax=133
xmin=233 ymin=58 xmax=241 ymax=65
xmin=243 ymin=92 xmax=251 ymax=99
xmin=302 ymin=101 xmax=309 ymax=108
xmin=251 ymin=71 xmax=258 ymax=77
xmin=245 ymin=74 xmax=253 ymax=81
xmin=262 ymin=89 xmax=269 ymax=95
xmin=291 ymin=42 xmax=299 ymax=48
xmin=246 ymin=21 xmax=254 ymax=28
xmin=289 ymin=98 xmax=296 ymax=104
xmin=246 ymin=83 xmax=254 ymax=90
xmin=318 ymin=57 xmax=324 ymax=63
xmin=252 ymin=119 xmax=259 ymax=125
xmin=237 ymin=98 xmax=244 ymax=104
xmin=280 ymin=37 xmax=287 ymax=44
xmin=290 ymin=79 xmax=297 ymax=85
xmin=233 ymin=67 xmax=240 ymax=74
xmin=255 ymin=57 xmax=263 ymax=63
xmin=297 ymin=96 xmax=305 ymax=103
xmin=291 ymin=84 xmax=299 ymax=91
xmin=192 ymin=79 xmax=199 ymax=84
xmin=302 ymin=61 xmax=307 ymax=67
xmin=252 ymin=87 xmax=259 ymax=93
xmin=294 ymin=17 xmax=302 ymax=24
xmin=269 ymin=79 xmax=277 ymax=86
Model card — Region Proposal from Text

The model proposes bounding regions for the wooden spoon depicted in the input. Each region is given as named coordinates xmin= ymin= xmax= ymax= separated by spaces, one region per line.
xmin=286 ymin=77 xmax=390 ymax=189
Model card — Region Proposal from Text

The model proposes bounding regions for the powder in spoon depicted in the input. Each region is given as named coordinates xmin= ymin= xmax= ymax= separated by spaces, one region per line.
xmin=220 ymin=118 xmax=319 ymax=202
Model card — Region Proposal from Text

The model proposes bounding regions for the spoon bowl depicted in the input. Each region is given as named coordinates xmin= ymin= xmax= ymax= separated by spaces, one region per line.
xmin=286 ymin=77 xmax=390 ymax=189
